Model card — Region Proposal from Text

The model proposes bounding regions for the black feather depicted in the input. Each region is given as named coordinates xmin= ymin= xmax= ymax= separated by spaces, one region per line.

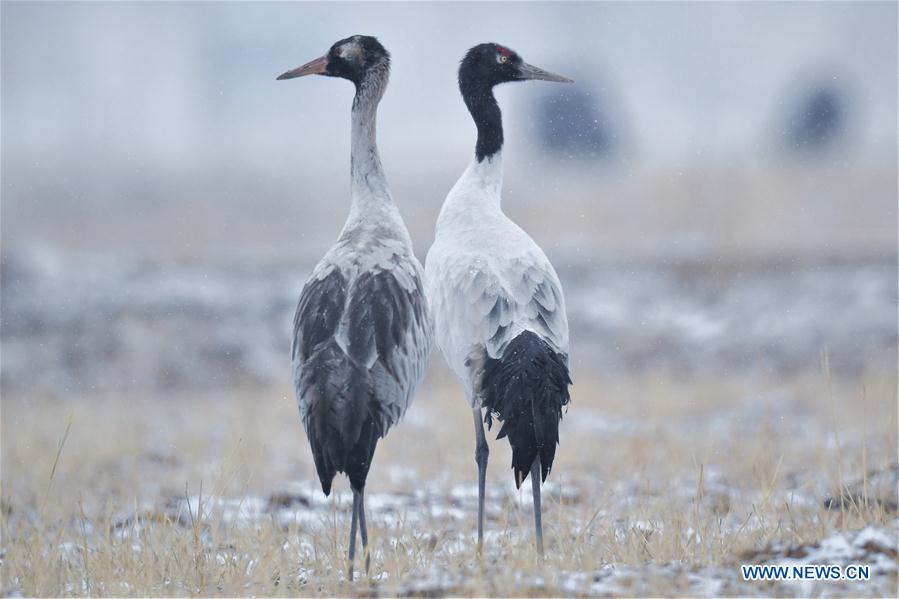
xmin=292 ymin=269 xmax=346 ymax=363
xmin=480 ymin=331 xmax=571 ymax=487
xmin=293 ymin=264 xmax=425 ymax=494
xmin=299 ymin=338 xmax=386 ymax=494
xmin=347 ymin=268 xmax=425 ymax=377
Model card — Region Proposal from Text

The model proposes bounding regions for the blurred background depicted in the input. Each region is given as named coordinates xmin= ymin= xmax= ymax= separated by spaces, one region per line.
xmin=1 ymin=1 xmax=896 ymax=396
xmin=4 ymin=6 xmax=898 ymax=594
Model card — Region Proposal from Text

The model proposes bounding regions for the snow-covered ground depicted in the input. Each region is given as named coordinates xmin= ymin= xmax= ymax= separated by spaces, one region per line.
xmin=2 ymin=245 xmax=895 ymax=395
xmin=3 ymin=369 xmax=896 ymax=596
xmin=39 ymin=465 xmax=899 ymax=597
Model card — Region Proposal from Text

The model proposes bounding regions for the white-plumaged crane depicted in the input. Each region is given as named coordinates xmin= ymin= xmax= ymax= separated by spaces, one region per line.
xmin=278 ymin=35 xmax=433 ymax=579
xmin=425 ymin=43 xmax=573 ymax=557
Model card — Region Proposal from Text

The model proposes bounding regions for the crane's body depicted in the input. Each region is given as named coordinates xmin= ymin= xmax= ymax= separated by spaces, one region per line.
xmin=293 ymin=217 xmax=431 ymax=494
xmin=280 ymin=35 xmax=432 ymax=579
xmin=425 ymin=43 xmax=573 ymax=557
xmin=427 ymin=154 xmax=569 ymax=396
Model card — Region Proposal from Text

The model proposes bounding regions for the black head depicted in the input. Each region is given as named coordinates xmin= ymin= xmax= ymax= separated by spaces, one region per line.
xmin=277 ymin=35 xmax=390 ymax=86
xmin=459 ymin=42 xmax=573 ymax=89
xmin=459 ymin=43 xmax=573 ymax=162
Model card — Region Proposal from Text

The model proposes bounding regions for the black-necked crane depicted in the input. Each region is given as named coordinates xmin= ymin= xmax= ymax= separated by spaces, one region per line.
xmin=278 ymin=35 xmax=433 ymax=579
xmin=425 ymin=43 xmax=573 ymax=558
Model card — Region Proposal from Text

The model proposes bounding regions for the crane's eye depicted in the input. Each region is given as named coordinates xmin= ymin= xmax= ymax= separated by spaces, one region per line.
xmin=498 ymin=54 xmax=508 ymax=64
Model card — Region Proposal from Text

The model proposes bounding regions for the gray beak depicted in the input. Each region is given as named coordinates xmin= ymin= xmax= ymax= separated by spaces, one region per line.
xmin=517 ymin=61 xmax=574 ymax=84
xmin=277 ymin=55 xmax=329 ymax=80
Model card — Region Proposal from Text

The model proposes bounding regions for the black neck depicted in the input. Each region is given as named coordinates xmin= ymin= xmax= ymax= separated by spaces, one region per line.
xmin=460 ymin=79 xmax=503 ymax=162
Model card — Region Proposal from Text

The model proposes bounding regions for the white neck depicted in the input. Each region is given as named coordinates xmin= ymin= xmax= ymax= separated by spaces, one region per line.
xmin=438 ymin=151 xmax=504 ymax=226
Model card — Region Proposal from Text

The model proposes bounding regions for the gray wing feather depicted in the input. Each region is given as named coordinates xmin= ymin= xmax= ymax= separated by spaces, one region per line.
xmin=292 ymin=266 xmax=347 ymax=419
xmin=340 ymin=257 xmax=431 ymax=426
xmin=293 ymin=251 xmax=432 ymax=432
xmin=292 ymin=266 xmax=346 ymax=369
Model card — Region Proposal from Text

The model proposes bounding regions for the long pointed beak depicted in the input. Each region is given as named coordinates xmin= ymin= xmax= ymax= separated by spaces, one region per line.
xmin=277 ymin=55 xmax=329 ymax=80
xmin=517 ymin=61 xmax=574 ymax=84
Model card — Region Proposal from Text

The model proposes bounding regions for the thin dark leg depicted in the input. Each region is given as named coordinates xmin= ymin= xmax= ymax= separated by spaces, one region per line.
xmin=348 ymin=490 xmax=359 ymax=581
xmin=357 ymin=487 xmax=370 ymax=575
xmin=348 ymin=492 xmax=359 ymax=581
xmin=472 ymin=406 xmax=489 ymax=552
xmin=531 ymin=456 xmax=544 ymax=559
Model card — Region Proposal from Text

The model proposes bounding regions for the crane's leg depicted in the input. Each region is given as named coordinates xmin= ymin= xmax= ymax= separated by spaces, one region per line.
xmin=472 ymin=406 xmax=489 ymax=552
xmin=357 ymin=487 xmax=371 ymax=575
xmin=348 ymin=489 xmax=359 ymax=581
xmin=530 ymin=456 xmax=544 ymax=559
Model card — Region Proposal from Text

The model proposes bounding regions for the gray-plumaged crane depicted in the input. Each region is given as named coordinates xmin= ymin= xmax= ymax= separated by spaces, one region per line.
xmin=425 ymin=43 xmax=573 ymax=557
xmin=278 ymin=35 xmax=433 ymax=579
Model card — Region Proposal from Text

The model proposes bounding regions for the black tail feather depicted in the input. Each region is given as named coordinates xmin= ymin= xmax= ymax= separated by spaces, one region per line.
xmin=302 ymin=340 xmax=384 ymax=495
xmin=480 ymin=331 xmax=571 ymax=488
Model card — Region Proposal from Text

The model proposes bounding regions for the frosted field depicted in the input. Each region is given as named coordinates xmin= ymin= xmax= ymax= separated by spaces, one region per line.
xmin=1 ymin=251 xmax=897 ymax=596
xmin=1 ymin=370 xmax=896 ymax=596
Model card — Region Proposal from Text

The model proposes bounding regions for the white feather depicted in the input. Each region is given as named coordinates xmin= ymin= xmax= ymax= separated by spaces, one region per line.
xmin=425 ymin=152 xmax=569 ymax=405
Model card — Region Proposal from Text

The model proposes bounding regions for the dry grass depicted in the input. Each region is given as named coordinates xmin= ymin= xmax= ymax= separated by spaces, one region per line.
xmin=1 ymin=362 xmax=897 ymax=596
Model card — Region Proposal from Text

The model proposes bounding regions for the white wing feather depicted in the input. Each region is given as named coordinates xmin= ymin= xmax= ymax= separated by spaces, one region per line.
xmin=426 ymin=221 xmax=568 ymax=399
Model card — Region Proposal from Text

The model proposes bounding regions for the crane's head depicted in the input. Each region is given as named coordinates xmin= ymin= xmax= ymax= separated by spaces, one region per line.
xmin=277 ymin=35 xmax=389 ymax=86
xmin=459 ymin=43 xmax=573 ymax=89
